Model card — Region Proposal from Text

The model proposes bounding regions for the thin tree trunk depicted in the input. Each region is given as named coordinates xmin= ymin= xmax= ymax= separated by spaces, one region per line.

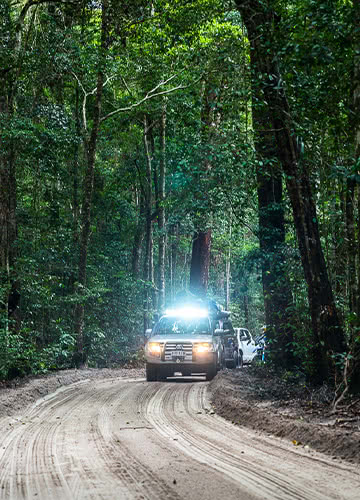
xmin=157 ymin=102 xmax=167 ymax=313
xmin=169 ymin=223 xmax=179 ymax=301
xmin=143 ymin=115 xmax=154 ymax=331
xmin=225 ymin=219 xmax=232 ymax=310
xmin=68 ymin=87 xmax=81 ymax=297
xmin=72 ymin=87 xmax=81 ymax=247
xmin=345 ymin=179 xmax=356 ymax=312
xmin=243 ymin=288 xmax=249 ymax=329
xmin=131 ymin=190 xmax=145 ymax=277
xmin=73 ymin=1 xmax=108 ymax=366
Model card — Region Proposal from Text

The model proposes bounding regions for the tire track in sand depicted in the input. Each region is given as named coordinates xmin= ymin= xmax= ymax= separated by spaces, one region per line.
xmin=1 ymin=377 xmax=359 ymax=500
xmin=0 ymin=378 xmax=180 ymax=500
xmin=142 ymin=380 xmax=360 ymax=500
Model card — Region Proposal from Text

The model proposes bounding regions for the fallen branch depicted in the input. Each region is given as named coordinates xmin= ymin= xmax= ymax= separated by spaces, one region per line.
xmin=346 ymin=398 xmax=360 ymax=410
xmin=331 ymin=354 xmax=351 ymax=414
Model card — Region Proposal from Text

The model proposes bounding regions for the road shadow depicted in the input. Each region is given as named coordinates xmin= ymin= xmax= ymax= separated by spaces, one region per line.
xmin=164 ymin=375 xmax=207 ymax=383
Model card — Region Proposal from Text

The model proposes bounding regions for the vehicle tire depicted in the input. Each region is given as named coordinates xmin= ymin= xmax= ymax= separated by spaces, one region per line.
xmin=233 ymin=350 xmax=239 ymax=367
xmin=216 ymin=351 xmax=224 ymax=372
xmin=220 ymin=350 xmax=226 ymax=370
xmin=226 ymin=350 xmax=238 ymax=369
xmin=205 ymin=363 xmax=217 ymax=381
xmin=146 ymin=363 xmax=157 ymax=382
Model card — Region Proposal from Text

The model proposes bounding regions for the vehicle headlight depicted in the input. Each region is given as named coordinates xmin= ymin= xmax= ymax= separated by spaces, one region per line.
xmin=194 ymin=342 xmax=214 ymax=354
xmin=147 ymin=342 xmax=161 ymax=357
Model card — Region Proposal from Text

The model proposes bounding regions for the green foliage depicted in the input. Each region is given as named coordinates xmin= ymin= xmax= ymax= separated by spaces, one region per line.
xmin=0 ymin=321 xmax=76 ymax=380
xmin=1 ymin=0 xmax=358 ymax=385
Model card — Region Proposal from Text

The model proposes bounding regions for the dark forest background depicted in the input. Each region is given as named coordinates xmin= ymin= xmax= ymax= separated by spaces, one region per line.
xmin=1 ymin=0 xmax=359 ymax=391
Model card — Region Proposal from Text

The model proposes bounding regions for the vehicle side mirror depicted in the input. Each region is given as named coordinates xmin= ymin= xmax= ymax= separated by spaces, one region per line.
xmin=145 ymin=328 xmax=152 ymax=338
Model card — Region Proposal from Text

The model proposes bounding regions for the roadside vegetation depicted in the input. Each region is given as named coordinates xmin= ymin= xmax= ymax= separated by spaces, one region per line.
xmin=1 ymin=1 xmax=360 ymax=399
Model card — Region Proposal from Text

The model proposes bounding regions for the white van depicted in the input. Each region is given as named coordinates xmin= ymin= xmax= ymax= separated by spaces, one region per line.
xmin=224 ymin=328 xmax=259 ymax=368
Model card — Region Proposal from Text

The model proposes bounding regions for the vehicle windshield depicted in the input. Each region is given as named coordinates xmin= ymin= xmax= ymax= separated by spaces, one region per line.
xmin=153 ymin=316 xmax=211 ymax=336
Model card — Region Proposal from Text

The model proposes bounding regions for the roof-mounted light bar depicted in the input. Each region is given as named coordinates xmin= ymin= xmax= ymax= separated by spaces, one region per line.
xmin=165 ymin=307 xmax=208 ymax=319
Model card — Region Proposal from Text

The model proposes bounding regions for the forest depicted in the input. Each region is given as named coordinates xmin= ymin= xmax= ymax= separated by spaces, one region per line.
xmin=0 ymin=0 xmax=359 ymax=393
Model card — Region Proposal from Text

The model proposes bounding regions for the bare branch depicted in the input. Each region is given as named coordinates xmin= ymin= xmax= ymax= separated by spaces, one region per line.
xmin=121 ymin=76 xmax=133 ymax=97
xmin=71 ymin=72 xmax=89 ymax=130
xmin=101 ymin=82 xmax=186 ymax=123
xmin=144 ymin=119 xmax=160 ymax=135
xmin=71 ymin=73 xmax=115 ymax=131
xmin=147 ymin=73 xmax=179 ymax=95
xmin=332 ymin=354 xmax=352 ymax=414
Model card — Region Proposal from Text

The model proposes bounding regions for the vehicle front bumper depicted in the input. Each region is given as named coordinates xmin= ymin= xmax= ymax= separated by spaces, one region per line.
xmin=145 ymin=352 xmax=216 ymax=365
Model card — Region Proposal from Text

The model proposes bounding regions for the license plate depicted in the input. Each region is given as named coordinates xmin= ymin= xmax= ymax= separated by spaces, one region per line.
xmin=172 ymin=350 xmax=185 ymax=358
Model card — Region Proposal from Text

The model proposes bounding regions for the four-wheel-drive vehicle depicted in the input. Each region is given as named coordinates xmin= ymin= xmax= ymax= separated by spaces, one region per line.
xmin=224 ymin=327 xmax=259 ymax=368
xmin=145 ymin=306 xmax=229 ymax=382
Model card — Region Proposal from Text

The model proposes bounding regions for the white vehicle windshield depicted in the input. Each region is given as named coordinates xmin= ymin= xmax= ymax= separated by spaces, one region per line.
xmin=153 ymin=316 xmax=211 ymax=336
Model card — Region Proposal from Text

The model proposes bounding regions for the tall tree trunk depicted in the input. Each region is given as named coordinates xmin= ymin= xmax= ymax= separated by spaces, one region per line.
xmin=358 ymin=185 xmax=360 ymax=318
xmin=143 ymin=114 xmax=154 ymax=331
xmin=0 ymin=128 xmax=17 ymax=321
xmin=73 ymin=0 xmax=108 ymax=366
xmin=257 ymin=167 xmax=295 ymax=369
xmin=251 ymin=53 xmax=295 ymax=369
xmin=189 ymin=230 xmax=211 ymax=297
xmin=236 ymin=0 xmax=346 ymax=383
xmin=0 ymin=2 xmax=19 ymax=324
xmin=352 ymin=0 xmax=360 ymax=318
xmin=189 ymin=78 xmax=223 ymax=297
xmin=349 ymin=0 xmax=360 ymax=392
xmin=157 ymin=102 xmax=167 ymax=313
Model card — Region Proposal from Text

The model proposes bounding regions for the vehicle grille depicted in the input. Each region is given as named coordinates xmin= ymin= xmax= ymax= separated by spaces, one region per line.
xmin=164 ymin=342 xmax=193 ymax=361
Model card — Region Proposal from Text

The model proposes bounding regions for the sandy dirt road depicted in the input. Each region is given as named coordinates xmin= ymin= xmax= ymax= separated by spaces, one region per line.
xmin=0 ymin=376 xmax=359 ymax=500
